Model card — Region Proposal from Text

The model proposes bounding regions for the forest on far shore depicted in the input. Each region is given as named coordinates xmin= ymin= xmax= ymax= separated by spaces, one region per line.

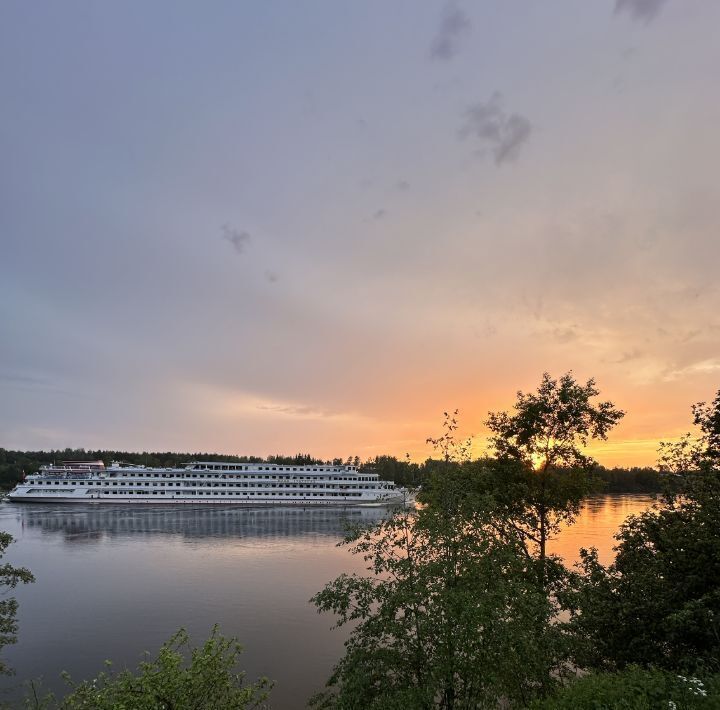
xmin=0 ymin=446 xmax=663 ymax=494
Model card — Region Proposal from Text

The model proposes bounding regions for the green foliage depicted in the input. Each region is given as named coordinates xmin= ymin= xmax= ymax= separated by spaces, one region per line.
xmin=531 ymin=667 xmax=720 ymax=709
xmin=483 ymin=373 xmax=624 ymax=585
xmin=486 ymin=372 xmax=625 ymax=472
xmin=0 ymin=532 xmax=34 ymax=675
xmin=25 ymin=626 xmax=271 ymax=710
xmin=311 ymin=506 xmax=569 ymax=709
xmin=565 ymin=470 xmax=720 ymax=673
xmin=426 ymin=410 xmax=473 ymax=464
xmin=657 ymin=389 xmax=720 ymax=478
xmin=360 ymin=455 xmax=422 ymax=488
xmin=693 ymin=389 xmax=720 ymax=465
xmin=566 ymin=391 xmax=720 ymax=674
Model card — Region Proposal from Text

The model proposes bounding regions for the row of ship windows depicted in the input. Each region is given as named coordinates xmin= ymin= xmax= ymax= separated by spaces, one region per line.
xmin=30 ymin=489 xmax=364 ymax=497
xmin=29 ymin=481 xmax=386 ymax=489
xmin=191 ymin=465 xmax=356 ymax=472
xmin=117 ymin=474 xmax=371 ymax=481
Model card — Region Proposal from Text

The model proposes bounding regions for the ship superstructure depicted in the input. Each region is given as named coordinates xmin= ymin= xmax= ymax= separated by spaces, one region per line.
xmin=7 ymin=460 xmax=407 ymax=507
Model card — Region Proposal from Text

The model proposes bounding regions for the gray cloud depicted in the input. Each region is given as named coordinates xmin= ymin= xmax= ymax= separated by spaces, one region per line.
xmin=221 ymin=224 xmax=251 ymax=254
xmin=460 ymin=94 xmax=532 ymax=165
xmin=614 ymin=0 xmax=669 ymax=23
xmin=264 ymin=270 xmax=279 ymax=283
xmin=430 ymin=6 xmax=471 ymax=61
xmin=373 ymin=208 xmax=387 ymax=220
xmin=396 ymin=180 xmax=410 ymax=191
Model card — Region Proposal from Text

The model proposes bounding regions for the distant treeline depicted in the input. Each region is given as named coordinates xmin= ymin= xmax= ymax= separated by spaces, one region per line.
xmin=0 ymin=448 xmax=665 ymax=494
xmin=362 ymin=455 xmax=664 ymax=493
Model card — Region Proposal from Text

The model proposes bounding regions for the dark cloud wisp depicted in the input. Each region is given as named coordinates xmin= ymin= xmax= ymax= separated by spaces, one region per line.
xmin=459 ymin=94 xmax=532 ymax=165
xmin=430 ymin=6 xmax=471 ymax=61
xmin=614 ymin=0 xmax=669 ymax=24
xmin=221 ymin=224 xmax=251 ymax=254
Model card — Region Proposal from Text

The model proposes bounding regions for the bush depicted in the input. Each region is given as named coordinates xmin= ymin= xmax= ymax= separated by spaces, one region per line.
xmin=531 ymin=667 xmax=720 ymax=709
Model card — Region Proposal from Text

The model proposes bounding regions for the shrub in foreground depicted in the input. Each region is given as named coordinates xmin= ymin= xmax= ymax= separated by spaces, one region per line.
xmin=531 ymin=666 xmax=720 ymax=709
xmin=25 ymin=626 xmax=271 ymax=710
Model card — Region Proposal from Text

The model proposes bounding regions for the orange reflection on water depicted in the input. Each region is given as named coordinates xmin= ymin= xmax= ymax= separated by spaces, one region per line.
xmin=548 ymin=494 xmax=655 ymax=567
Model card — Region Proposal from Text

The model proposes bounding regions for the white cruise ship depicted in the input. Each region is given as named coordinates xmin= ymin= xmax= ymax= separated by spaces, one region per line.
xmin=7 ymin=460 xmax=408 ymax=507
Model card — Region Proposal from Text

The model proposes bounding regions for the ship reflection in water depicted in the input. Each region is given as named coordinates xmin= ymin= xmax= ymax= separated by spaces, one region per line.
xmin=15 ymin=504 xmax=390 ymax=543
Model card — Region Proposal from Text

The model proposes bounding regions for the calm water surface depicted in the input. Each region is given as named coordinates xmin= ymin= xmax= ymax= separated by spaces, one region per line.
xmin=0 ymin=495 xmax=653 ymax=708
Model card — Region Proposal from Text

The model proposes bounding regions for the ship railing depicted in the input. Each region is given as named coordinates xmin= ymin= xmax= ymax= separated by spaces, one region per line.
xmin=37 ymin=472 xmax=96 ymax=480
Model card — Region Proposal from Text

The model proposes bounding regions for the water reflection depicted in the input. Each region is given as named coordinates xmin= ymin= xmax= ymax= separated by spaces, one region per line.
xmin=549 ymin=494 xmax=655 ymax=566
xmin=0 ymin=495 xmax=654 ymax=709
xmin=13 ymin=504 xmax=389 ymax=543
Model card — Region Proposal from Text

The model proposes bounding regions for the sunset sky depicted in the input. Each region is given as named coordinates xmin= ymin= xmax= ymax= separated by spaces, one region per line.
xmin=2 ymin=1 xmax=719 ymax=466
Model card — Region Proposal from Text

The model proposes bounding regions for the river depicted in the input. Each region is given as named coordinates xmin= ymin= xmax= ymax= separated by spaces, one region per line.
xmin=0 ymin=495 xmax=654 ymax=708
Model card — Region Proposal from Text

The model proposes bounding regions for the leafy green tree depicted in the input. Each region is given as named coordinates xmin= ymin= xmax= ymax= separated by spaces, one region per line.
xmin=565 ymin=391 xmax=720 ymax=673
xmin=0 ymin=532 xmax=34 ymax=675
xmin=485 ymin=372 xmax=624 ymax=585
xmin=311 ymin=505 xmax=568 ymax=709
xmin=693 ymin=389 xmax=720 ymax=465
xmin=26 ymin=626 xmax=271 ymax=709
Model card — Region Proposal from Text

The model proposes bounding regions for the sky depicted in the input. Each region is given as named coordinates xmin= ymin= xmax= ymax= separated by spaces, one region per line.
xmin=2 ymin=0 xmax=719 ymax=466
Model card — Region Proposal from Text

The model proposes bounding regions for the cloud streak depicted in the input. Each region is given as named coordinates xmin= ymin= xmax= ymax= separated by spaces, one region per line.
xmin=459 ymin=94 xmax=532 ymax=165
xmin=430 ymin=6 xmax=471 ymax=61
xmin=663 ymin=358 xmax=720 ymax=382
xmin=256 ymin=403 xmax=335 ymax=418
xmin=614 ymin=0 xmax=669 ymax=24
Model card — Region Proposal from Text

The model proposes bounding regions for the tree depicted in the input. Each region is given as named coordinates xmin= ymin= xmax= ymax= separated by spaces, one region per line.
xmin=361 ymin=455 xmax=420 ymax=488
xmin=565 ymin=390 xmax=720 ymax=674
xmin=693 ymin=389 xmax=720 ymax=465
xmin=485 ymin=372 xmax=624 ymax=585
xmin=0 ymin=532 xmax=34 ymax=675
xmin=26 ymin=626 xmax=271 ymax=709
xmin=426 ymin=410 xmax=473 ymax=465
xmin=311 ymin=505 xmax=568 ymax=709
xmin=657 ymin=388 xmax=720 ymax=478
